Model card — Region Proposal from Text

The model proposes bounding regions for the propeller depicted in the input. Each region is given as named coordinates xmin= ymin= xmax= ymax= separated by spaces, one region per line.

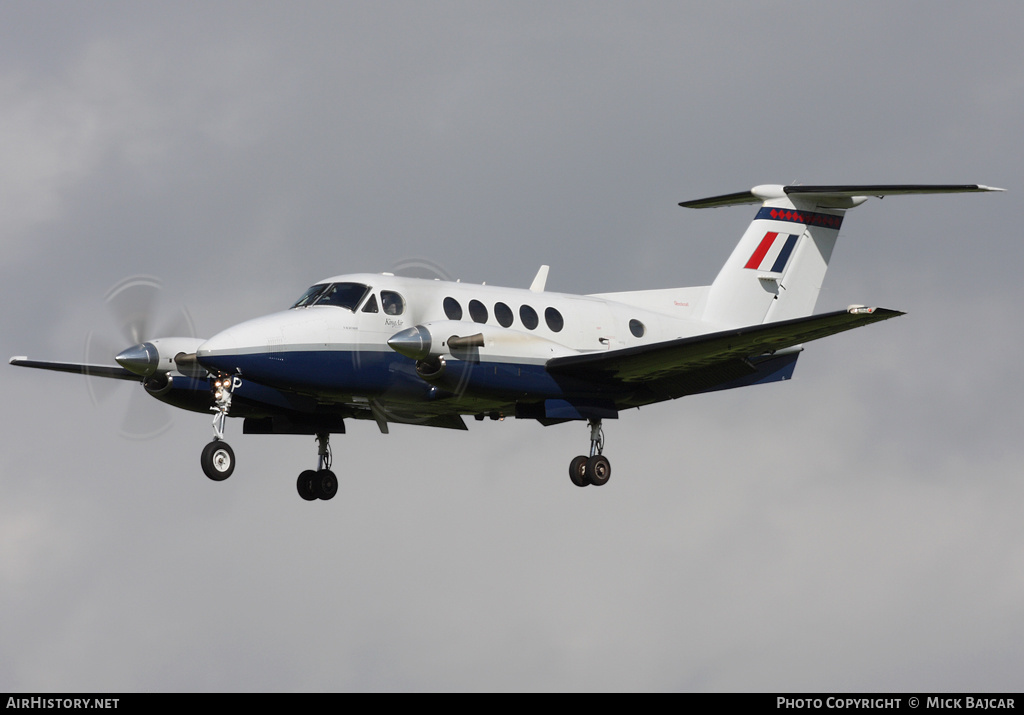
xmin=83 ymin=275 xmax=197 ymax=440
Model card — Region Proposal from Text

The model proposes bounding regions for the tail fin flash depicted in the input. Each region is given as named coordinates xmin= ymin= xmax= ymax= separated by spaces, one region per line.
xmin=684 ymin=184 xmax=1003 ymax=327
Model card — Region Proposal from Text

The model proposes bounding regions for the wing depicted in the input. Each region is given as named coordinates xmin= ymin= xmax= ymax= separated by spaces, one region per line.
xmin=9 ymin=357 xmax=139 ymax=381
xmin=545 ymin=307 xmax=903 ymax=393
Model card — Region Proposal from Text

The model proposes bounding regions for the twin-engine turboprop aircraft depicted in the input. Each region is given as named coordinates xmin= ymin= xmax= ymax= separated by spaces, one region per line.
xmin=11 ymin=184 xmax=1001 ymax=500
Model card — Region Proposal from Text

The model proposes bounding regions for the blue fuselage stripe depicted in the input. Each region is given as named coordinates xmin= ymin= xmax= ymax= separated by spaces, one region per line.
xmin=198 ymin=349 xmax=609 ymax=402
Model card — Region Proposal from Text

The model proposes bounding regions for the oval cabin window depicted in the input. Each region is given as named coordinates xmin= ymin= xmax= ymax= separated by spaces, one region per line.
xmin=468 ymin=299 xmax=488 ymax=323
xmin=494 ymin=302 xmax=514 ymax=327
xmin=443 ymin=297 xmax=462 ymax=320
xmin=545 ymin=307 xmax=564 ymax=332
xmin=519 ymin=305 xmax=539 ymax=330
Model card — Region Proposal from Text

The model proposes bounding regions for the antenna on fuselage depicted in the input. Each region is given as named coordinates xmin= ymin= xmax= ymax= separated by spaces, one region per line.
xmin=530 ymin=265 xmax=549 ymax=293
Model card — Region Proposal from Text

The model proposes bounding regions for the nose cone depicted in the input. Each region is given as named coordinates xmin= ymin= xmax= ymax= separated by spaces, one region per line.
xmin=387 ymin=325 xmax=432 ymax=360
xmin=115 ymin=342 xmax=159 ymax=376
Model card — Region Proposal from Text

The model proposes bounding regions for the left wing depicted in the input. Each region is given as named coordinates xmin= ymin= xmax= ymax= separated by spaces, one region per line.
xmin=9 ymin=357 xmax=139 ymax=381
xmin=545 ymin=307 xmax=903 ymax=384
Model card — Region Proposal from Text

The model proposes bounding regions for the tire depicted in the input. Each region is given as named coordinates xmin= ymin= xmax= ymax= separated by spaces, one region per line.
xmin=586 ymin=455 xmax=611 ymax=486
xmin=297 ymin=470 xmax=319 ymax=501
xmin=315 ymin=469 xmax=338 ymax=501
xmin=569 ymin=455 xmax=589 ymax=487
xmin=201 ymin=441 xmax=235 ymax=481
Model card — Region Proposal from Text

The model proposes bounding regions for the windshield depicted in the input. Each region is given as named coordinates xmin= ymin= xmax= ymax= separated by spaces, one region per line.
xmin=291 ymin=284 xmax=330 ymax=308
xmin=291 ymin=282 xmax=370 ymax=311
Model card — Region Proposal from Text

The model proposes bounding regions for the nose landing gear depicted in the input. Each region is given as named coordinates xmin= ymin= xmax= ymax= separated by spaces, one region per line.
xmin=568 ymin=419 xmax=611 ymax=487
xmin=201 ymin=375 xmax=240 ymax=481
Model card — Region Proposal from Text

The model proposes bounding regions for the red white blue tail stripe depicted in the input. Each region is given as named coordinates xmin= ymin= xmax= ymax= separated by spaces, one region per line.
xmin=744 ymin=232 xmax=799 ymax=273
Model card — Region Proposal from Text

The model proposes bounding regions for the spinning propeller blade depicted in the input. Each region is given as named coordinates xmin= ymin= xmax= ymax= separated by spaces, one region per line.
xmin=83 ymin=275 xmax=196 ymax=440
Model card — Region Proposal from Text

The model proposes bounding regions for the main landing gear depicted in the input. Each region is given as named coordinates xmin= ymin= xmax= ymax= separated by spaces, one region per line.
xmin=296 ymin=432 xmax=338 ymax=501
xmin=568 ymin=418 xmax=611 ymax=488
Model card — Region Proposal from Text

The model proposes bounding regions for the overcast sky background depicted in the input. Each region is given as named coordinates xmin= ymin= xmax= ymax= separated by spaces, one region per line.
xmin=2 ymin=1 xmax=1021 ymax=692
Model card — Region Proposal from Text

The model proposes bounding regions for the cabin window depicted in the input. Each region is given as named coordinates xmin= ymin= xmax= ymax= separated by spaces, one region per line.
xmin=494 ymin=302 xmax=514 ymax=328
xmin=444 ymin=297 xmax=463 ymax=320
xmin=381 ymin=291 xmax=405 ymax=315
xmin=629 ymin=319 xmax=645 ymax=338
xmin=361 ymin=294 xmax=379 ymax=313
xmin=469 ymin=299 xmax=488 ymax=323
xmin=545 ymin=307 xmax=564 ymax=332
xmin=519 ymin=305 xmax=539 ymax=330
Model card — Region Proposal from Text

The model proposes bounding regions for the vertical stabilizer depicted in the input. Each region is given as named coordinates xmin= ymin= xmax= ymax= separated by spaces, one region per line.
xmin=680 ymin=183 xmax=1002 ymax=327
xmin=698 ymin=189 xmax=844 ymax=326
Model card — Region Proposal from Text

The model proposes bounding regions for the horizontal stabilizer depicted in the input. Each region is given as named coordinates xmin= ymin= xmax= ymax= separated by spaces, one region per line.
xmin=680 ymin=184 xmax=1004 ymax=209
xmin=546 ymin=307 xmax=903 ymax=383
xmin=9 ymin=357 xmax=139 ymax=381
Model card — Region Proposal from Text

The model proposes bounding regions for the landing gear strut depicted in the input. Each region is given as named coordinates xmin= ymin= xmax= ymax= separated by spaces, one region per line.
xmin=568 ymin=419 xmax=611 ymax=487
xmin=201 ymin=375 xmax=240 ymax=481
xmin=297 ymin=432 xmax=338 ymax=501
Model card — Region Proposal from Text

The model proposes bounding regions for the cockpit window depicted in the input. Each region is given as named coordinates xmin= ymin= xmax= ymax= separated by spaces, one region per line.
xmin=292 ymin=284 xmax=331 ymax=308
xmin=291 ymin=282 xmax=370 ymax=311
xmin=318 ymin=283 xmax=371 ymax=310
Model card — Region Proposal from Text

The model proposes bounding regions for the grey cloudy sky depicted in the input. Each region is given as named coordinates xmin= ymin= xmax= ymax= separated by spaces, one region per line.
xmin=2 ymin=1 xmax=1022 ymax=692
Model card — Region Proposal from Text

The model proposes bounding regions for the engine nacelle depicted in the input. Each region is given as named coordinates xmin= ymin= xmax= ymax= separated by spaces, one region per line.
xmin=389 ymin=321 xmax=579 ymax=397
xmin=143 ymin=371 xmax=214 ymax=413
xmin=389 ymin=321 xmax=577 ymax=361
xmin=143 ymin=372 xmax=174 ymax=397
xmin=115 ymin=337 xmax=206 ymax=377
xmin=387 ymin=321 xmax=484 ymax=361
xmin=415 ymin=355 xmax=447 ymax=382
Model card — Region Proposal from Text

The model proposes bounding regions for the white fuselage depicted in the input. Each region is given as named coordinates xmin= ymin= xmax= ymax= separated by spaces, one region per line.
xmin=197 ymin=272 xmax=714 ymax=376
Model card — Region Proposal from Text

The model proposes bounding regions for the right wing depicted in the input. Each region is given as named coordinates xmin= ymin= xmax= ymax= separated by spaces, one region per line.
xmin=545 ymin=307 xmax=903 ymax=389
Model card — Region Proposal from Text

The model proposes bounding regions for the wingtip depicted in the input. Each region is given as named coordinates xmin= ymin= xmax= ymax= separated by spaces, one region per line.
xmin=846 ymin=306 xmax=905 ymax=318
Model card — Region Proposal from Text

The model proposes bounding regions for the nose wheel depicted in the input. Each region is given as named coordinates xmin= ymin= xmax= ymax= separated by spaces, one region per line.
xmin=568 ymin=419 xmax=611 ymax=487
xmin=201 ymin=440 xmax=235 ymax=481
